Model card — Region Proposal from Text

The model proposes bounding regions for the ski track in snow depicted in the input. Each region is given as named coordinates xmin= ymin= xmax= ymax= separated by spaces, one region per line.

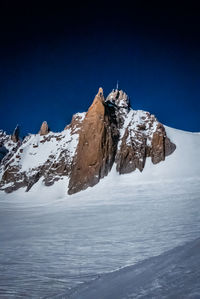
xmin=0 ymin=126 xmax=200 ymax=298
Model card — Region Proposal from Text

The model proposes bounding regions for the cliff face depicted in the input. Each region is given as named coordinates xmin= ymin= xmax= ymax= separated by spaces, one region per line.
xmin=68 ymin=88 xmax=119 ymax=194
xmin=115 ymin=111 xmax=176 ymax=174
xmin=0 ymin=88 xmax=176 ymax=194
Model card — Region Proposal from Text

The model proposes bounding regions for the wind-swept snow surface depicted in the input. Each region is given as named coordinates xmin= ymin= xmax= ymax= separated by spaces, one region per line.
xmin=68 ymin=238 xmax=200 ymax=299
xmin=0 ymin=127 xmax=200 ymax=298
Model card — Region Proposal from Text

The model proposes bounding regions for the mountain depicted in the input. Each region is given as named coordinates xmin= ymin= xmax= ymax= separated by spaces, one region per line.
xmin=0 ymin=122 xmax=199 ymax=298
xmin=0 ymin=91 xmax=200 ymax=298
xmin=0 ymin=87 xmax=176 ymax=194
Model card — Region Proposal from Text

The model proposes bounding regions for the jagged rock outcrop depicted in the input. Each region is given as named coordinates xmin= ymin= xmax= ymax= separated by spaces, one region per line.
xmin=68 ymin=88 xmax=119 ymax=194
xmin=116 ymin=127 xmax=146 ymax=174
xmin=0 ymin=87 xmax=176 ymax=195
xmin=0 ymin=112 xmax=86 ymax=193
xmin=68 ymin=88 xmax=175 ymax=193
xmin=11 ymin=125 xmax=20 ymax=143
xmin=150 ymin=122 xmax=176 ymax=164
xmin=164 ymin=136 xmax=176 ymax=157
xmin=106 ymin=89 xmax=130 ymax=128
xmin=39 ymin=121 xmax=49 ymax=135
xmin=115 ymin=113 xmax=176 ymax=174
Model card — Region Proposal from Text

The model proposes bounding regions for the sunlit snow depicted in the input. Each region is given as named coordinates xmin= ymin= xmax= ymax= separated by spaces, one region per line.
xmin=0 ymin=126 xmax=200 ymax=298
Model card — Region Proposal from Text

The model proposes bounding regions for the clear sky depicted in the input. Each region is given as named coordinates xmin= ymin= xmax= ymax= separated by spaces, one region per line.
xmin=0 ymin=1 xmax=200 ymax=136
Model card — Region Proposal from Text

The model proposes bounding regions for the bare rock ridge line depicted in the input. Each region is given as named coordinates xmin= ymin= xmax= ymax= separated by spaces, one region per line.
xmin=0 ymin=87 xmax=176 ymax=194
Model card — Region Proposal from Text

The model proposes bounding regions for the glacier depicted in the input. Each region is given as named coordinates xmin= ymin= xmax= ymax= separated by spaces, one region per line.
xmin=0 ymin=126 xmax=200 ymax=298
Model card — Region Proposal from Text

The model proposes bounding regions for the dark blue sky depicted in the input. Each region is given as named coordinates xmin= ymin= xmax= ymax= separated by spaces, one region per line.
xmin=0 ymin=1 xmax=200 ymax=136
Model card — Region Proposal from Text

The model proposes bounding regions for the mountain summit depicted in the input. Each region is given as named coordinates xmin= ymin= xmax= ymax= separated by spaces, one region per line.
xmin=0 ymin=88 xmax=176 ymax=194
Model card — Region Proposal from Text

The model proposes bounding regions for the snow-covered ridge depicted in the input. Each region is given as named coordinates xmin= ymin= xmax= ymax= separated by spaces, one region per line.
xmin=0 ymin=88 xmax=176 ymax=194
xmin=0 ymin=117 xmax=200 ymax=297
xmin=11 ymin=129 xmax=78 ymax=172
xmin=118 ymin=109 xmax=159 ymax=149
xmin=0 ymin=102 xmax=175 ymax=193
xmin=0 ymin=112 xmax=86 ymax=192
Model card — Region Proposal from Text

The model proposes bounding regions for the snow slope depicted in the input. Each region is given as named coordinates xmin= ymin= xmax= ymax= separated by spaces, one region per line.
xmin=1 ymin=125 xmax=199 ymax=199
xmin=68 ymin=237 xmax=200 ymax=299
xmin=111 ymin=125 xmax=200 ymax=184
xmin=12 ymin=129 xmax=78 ymax=172
xmin=0 ymin=126 xmax=200 ymax=298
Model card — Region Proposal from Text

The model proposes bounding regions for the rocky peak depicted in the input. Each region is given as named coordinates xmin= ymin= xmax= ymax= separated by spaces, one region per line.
xmin=39 ymin=121 xmax=49 ymax=136
xmin=106 ymin=89 xmax=130 ymax=110
xmin=105 ymin=89 xmax=130 ymax=128
xmin=68 ymin=87 xmax=119 ymax=194
xmin=87 ymin=87 xmax=105 ymax=116
xmin=11 ymin=125 xmax=20 ymax=143
xmin=0 ymin=86 xmax=176 ymax=195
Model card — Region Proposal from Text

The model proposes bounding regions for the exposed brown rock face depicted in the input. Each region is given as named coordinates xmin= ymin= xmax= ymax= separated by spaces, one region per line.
xmin=151 ymin=123 xmax=176 ymax=164
xmin=116 ymin=128 xmax=146 ymax=174
xmin=68 ymin=88 xmax=119 ymax=194
xmin=39 ymin=121 xmax=49 ymax=135
xmin=0 ymin=87 xmax=176 ymax=195
xmin=151 ymin=123 xmax=166 ymax=164
xmin=165 ymin=136 xmax=177 ymax=157
xmin=115 ymin=111 xmax=176 ymax=175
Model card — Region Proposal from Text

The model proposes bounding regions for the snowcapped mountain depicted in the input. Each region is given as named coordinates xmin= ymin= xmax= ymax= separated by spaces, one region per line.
xmin=0 ymin=88 xmax=200 ymax=298
xmin=0 ymin=87 xmax=176 ymax=194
